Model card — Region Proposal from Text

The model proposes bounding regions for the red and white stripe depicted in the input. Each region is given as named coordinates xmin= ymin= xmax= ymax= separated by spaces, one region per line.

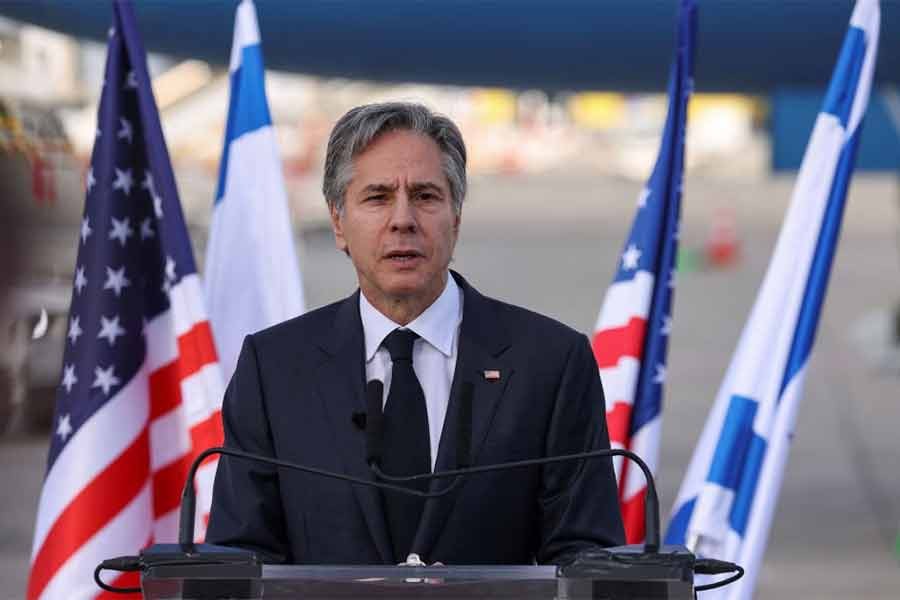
xmin=28 ymin=274 xmax=223 ymax=600
xmin=591 ymin=270 xmax=660 ymax=543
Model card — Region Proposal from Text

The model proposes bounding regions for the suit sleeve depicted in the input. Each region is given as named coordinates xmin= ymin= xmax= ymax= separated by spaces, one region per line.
xmin=205 ymin=335 xmax=291 ymax=563
xmin=536 ymin=333 xmax=625 ymax=564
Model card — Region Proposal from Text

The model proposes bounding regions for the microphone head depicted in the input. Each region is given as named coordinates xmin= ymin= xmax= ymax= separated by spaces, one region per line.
xmin=365 ymin=380 xmax=384 ymax=465
xmin=351 ymin=411 xmax=367 ymax=430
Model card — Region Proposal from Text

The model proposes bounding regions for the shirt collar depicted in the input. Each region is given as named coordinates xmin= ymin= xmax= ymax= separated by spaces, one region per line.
xmin=360 ymin=273 xmax=462 ymax=361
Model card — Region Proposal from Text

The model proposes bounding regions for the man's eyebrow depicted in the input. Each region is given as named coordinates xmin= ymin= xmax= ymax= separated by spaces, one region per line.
xmin=407 ymin=181 xmax=445 ymax=195
xmin=361 ymin=182 xmax=398 ymax=194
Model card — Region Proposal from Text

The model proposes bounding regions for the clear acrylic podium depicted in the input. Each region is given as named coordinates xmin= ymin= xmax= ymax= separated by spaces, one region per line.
xmin=141 ymin=547 xmax=695 ymax=599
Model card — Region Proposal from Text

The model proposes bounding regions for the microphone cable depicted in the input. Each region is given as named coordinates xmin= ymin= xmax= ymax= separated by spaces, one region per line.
xmin=94 ymin=552 xmax=268 ymax=595
xmin=693 ymin=557 xmax=744 ymax=595
xmin=93 ymin=555 xmax=141 ymax=595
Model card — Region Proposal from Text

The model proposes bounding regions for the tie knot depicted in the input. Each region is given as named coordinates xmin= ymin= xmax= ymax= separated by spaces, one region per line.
xmin=383 ymin=329 xmax=419 ymax=362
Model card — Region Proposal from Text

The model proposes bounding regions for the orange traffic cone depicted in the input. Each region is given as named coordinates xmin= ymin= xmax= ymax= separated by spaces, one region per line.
xmin=705 ymin=207 xmax=740 ymax=268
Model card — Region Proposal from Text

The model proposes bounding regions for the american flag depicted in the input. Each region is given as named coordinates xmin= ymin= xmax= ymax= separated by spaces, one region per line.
xmin=27 ymin=2 xmax=224 ymax=598
xmin=590 ymin=0 xmax=695 ymax=545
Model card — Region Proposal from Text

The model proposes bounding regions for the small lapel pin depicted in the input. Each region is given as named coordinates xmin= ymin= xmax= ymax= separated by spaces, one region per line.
xmin=483 ymin=370 xmax=501 ymax=381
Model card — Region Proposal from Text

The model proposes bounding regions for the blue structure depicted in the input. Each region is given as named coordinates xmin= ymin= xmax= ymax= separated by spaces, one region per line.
xmin=1 ymin=0 xmax=898 ymax=93
xmin=772 ymin=90 xmax=899 ymax=171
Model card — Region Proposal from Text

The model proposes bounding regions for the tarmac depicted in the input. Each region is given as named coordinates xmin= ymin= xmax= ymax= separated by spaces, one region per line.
xmin=1 ymin=171 xmax=899 ymax=598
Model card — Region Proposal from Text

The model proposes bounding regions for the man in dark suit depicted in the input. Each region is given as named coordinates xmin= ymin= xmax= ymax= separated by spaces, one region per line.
xmin=206 ymin=102 xmax=624 ymax=565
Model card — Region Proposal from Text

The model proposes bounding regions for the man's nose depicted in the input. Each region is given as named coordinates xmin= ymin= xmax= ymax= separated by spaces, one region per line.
xmin=388 ymin=194 xmax=417 ymax=232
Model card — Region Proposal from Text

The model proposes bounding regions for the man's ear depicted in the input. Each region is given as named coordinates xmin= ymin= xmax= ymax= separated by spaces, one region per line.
xmin=330 ymin=205 xmax=348 ymax=253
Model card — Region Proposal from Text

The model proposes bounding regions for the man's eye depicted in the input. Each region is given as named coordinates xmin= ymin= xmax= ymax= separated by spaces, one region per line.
xmin=364 ymin=194 xmax=386 ymax=203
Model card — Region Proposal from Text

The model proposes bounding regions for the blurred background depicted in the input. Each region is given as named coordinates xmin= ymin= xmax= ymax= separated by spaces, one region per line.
xmin=0 ymin=1 xmax=898 ymax=598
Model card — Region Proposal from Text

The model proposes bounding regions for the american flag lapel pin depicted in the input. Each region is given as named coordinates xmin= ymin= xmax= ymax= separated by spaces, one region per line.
xmin=483 ymin=370 xmax=501 ymax=381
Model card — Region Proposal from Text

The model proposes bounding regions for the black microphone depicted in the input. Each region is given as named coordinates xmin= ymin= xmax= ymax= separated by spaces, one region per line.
xmin=351 ymin=412 xmax=367 ymax=430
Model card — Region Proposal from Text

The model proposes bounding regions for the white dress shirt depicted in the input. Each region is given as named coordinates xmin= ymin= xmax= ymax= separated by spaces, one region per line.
xmin=360 ymin=274 xmax=463 ymax=471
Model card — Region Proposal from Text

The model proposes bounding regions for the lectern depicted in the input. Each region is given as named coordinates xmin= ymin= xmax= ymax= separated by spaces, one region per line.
xmin=131 ymin=446 xmax=707 ymax=599
xmin=140 ymin=545 xmax=695 ymax=600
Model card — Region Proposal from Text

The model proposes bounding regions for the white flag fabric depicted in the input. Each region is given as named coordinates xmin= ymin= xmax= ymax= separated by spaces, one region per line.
xmin=204 ymin=0 xmax=306 ymax=384
xmin=664 ymin=1 xmax=880 ymax=599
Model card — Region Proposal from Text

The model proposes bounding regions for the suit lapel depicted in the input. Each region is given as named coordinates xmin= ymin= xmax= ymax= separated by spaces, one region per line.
xmin=314 ymin=292 xmax=393 ymax=564
xmin=412 ymin=273 xmax=514 ymax=560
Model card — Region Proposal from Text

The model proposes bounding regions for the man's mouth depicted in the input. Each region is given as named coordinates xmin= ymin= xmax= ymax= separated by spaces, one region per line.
xmin=384 ymin=250 xmax=424 ymax=263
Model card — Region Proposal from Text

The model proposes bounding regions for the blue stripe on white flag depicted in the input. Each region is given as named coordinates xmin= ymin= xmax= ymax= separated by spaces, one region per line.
xmin=683 ymin=393 xmax=766 ymax=537
xmin=822 ymin=28 xmax=866 ymax=125
xmin=779 ymin=126 xmax=862 ymax=399
xmin=665 ymin=497 xmax=694 ymax=544
xmin=227 ymin=45 xmax=272 ymax=140
xmin=729 ymin=434 xmax=766 ymax=536
xmin=214 ymin=43 xmax=272 ymax=204
xmin=776 ymin=22 xmax=868 ymax=397
xmin=706 ymin=395 xmax=757 ymax=492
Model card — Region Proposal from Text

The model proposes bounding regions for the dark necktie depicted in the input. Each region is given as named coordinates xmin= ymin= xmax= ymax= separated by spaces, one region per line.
xmin=381 ymin=328 xmax=431 ymax=561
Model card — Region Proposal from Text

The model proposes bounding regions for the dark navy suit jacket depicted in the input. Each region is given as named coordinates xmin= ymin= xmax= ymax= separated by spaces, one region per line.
xmin=206 ymin=272 xmax=624 ymax=564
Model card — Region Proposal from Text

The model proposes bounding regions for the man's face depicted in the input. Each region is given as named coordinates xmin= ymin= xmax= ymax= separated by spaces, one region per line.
xmin=331 ymin=129 xmax=461 ymax=311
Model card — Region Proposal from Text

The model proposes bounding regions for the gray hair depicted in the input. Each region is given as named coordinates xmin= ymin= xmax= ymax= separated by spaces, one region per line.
xmin=322 ymin=102 xmax=467 ymax=215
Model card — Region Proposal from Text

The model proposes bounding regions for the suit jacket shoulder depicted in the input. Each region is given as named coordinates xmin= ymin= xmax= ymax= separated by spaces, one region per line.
xmin=251 ymin=296 xmax=344 ymax=350
xmin=457 ymin=276 xmax=589 ymax=380
xmin=488 ymin=295 xmax=585 ymax=344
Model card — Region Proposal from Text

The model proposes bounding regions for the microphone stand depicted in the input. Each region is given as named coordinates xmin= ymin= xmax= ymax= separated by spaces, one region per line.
xmin=369 ymin=448 xmax=661 ymax=553
xmin=175 ymin=446 xmax=657 ymax=551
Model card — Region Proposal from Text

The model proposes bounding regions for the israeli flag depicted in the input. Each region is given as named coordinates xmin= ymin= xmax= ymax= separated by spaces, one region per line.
xmin=204 ymin=0 xmax=306 ymax=383
xmin=665 ymin=1 xmax=880 ymax=598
